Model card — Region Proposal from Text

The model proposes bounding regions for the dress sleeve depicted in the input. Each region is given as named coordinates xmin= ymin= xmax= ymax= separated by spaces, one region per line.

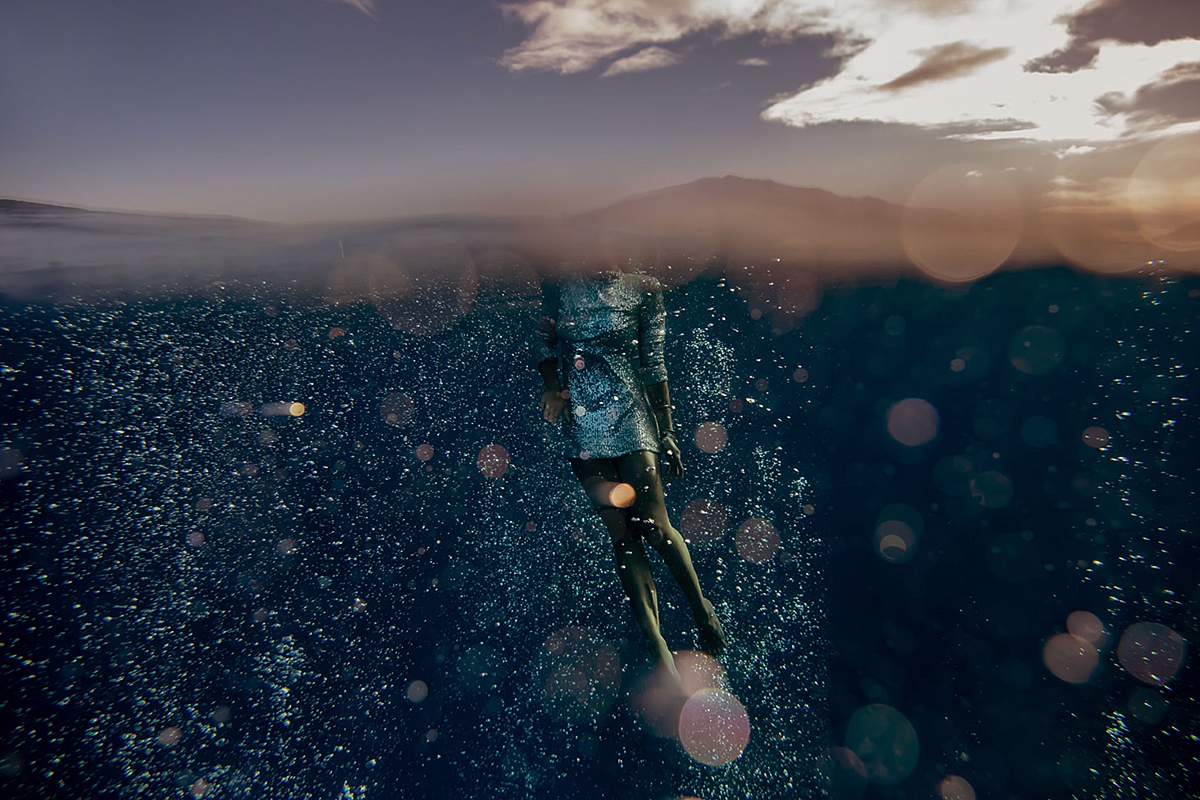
xmin=532 ymin=280 xmax=558 ymax=366
xmin=638 ymin=276 xmax=669 ymax=385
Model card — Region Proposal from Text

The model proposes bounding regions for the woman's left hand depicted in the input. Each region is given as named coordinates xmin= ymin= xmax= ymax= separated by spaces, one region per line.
xmin=660 ymin=432 xmax=684 ymax=482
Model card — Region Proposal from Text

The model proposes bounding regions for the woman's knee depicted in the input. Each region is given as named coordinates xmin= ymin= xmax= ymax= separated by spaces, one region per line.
xmin=630 ymin=515 xmax=669 ymax=549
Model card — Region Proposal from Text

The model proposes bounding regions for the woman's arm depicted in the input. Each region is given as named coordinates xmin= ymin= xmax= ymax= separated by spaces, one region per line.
xmin=639 ymin=278 xmax=683 ymax=479
xmin=535 ymin=283 xmax=564 ymax=423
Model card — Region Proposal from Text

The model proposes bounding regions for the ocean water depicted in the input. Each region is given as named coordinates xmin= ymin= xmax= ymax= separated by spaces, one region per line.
xmin=0 ymin=265 xmax=1196 ymax=799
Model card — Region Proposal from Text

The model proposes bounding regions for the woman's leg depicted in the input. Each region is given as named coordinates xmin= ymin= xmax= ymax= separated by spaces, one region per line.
xmin=570 ymin=458 xmax=676 ymax=674
xmin=618 ymin=450 xmax=726 ymax=656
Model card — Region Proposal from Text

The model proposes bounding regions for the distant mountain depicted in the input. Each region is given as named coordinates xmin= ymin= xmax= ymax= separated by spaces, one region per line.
xmin=0 ymin=199 xmax=91 ymax=214
xmin=575 ymin=176 xmax=913 ymax=273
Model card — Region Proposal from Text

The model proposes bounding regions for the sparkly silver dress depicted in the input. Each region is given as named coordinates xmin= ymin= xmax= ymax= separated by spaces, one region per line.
xmin=534 ymin=272 xmax=668 ymax=459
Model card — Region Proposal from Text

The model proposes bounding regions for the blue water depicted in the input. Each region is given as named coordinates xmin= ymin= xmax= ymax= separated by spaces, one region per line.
xmin=0 ymin=267 xmax=1196 ymax=798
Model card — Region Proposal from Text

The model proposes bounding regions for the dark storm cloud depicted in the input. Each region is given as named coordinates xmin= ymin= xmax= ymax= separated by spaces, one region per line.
xmin=1095 ymin=61 xmax=1200 ymax=129
xmin=878 ymin=41 xmax=1010 ymax=92
xmin=1025 ymin=0 xmax=1200 ymax=74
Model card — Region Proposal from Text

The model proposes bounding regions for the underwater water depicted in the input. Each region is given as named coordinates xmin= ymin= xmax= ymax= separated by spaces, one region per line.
xmin=0 ymin=265 xmax=1197 ymax=799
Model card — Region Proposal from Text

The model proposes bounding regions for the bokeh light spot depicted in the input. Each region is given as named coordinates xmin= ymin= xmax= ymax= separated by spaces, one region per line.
xmin=477 ymin=444 xmax=510 ymax=478
xmin=415 ymin=443 xmax=434 ymax=462
xmin=886 ymin=398 xmax=939 ymax=447
xmin=1043 ymin=633 xmax=1099 ymax=684
xmin=1082 ymin=426 xmax=1110 ymax=448
xmin=735 ymin=517 xmax=780 ymax=564
xmin=1066 ymin=611 xmax=1109 ymax=649
xmin=873 ymin=505 xmax=923 ymax=564
xmin=694 ymin=422 xmax=728 ymax=454
xmin=969 ymin=470 xmax=1013 ymax=509
xmin=1129 ymin=131 xmax=1200 ymax=251
xmin=678 ymin=688 xmax=750 ymax=767
xmin=792 ymin=367 xmax=809 ymax=383
xmin=1117 ymin=622 xmax=1187 ymax=686
xmin=157 ymin=726 xmax=182 ymax=747
xmin=939 ymin=774 xmax=976 ymax=800
xmin=844 ymin=704 xmax=919 ymax=785
xmin=901 ymin=165 xmax=1021 ymax=282
xmin=380 ymin=393 xmax=414 ymax=427
xmin=0 ymin=448 xmax=25 ymax=479
xmin=1008 ymin=326 xmax=1065 ymax=375
xmin=406 ymin=680 xmax=429 ymax=704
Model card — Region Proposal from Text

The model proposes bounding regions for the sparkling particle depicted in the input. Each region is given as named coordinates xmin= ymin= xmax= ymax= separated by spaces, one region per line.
xmin=679 ymin=498 xmax=728 ymax=546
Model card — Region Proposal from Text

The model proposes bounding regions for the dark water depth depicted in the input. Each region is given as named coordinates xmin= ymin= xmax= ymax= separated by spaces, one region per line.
xmin=0 ymin=267 xmax=1197 ymax=799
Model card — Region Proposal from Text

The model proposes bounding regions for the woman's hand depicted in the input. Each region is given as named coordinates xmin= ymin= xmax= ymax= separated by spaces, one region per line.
xmin=540 ymin=390 xmax=565 ymax=423
xmin=660 ymin=431 xmax=684 ymax=482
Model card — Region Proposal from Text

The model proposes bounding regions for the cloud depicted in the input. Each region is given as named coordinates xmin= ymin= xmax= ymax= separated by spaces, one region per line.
xmin=1025 ymin=0 xmax=1200 ymax=74
xmin=327 ymin=0 xmax=376 ymax=18
xmin=1094 ymin=62 xmax=1200 ymax=130
xmin=880 ymin=0 xmax=974 ymax=16
xmin=601 ymin=46 xmax=684 ymax=77
xmin=738 ymin=57 xmax=771 ymax=67
xmin=498 ymin=1 xmax=842 ymax=75
xmin=878 ymin=42 xmax=1009 ymax=91
xmin=499 ymin=0 xmax=1200 ymax=142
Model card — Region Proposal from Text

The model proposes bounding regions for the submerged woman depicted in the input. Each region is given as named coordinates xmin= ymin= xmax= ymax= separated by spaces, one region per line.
xmin=534 ymin=264 xmax=725 ymax=676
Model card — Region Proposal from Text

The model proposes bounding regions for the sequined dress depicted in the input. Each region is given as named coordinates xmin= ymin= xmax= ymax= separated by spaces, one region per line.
xmin=534 ymin=272 xmax=668 ymax=459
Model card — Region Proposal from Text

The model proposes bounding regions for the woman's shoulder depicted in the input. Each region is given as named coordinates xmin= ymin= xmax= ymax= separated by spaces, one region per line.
xmin=623 ymin=272 xmax=663 ymax=295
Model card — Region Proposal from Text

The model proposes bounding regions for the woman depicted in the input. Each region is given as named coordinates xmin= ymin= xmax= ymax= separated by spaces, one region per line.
xmin=534 ymin=264 xmax=725 ymax=677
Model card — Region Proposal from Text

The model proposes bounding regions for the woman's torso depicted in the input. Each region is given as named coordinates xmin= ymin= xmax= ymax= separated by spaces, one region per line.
xmin=556 ymin=273 xmax=661 ymax=459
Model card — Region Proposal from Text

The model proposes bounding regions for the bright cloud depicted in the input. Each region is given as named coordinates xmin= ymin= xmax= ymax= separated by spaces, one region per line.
xmin=602 ymin=47 xmax=683 ymax=77
xmin=499 ymin=0 xmax=1200 ymax=143
xmin=738 ymin=57 xmax=771 ymax=67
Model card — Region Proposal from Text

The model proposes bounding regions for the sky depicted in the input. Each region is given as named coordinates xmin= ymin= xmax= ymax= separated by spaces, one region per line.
xmin=1 ymin=0 xmax=1197 ymax=222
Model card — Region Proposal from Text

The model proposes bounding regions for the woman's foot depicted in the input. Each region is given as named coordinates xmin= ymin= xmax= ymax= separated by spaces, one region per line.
xmin=696 ymin=599 xmax=726 ymax=657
